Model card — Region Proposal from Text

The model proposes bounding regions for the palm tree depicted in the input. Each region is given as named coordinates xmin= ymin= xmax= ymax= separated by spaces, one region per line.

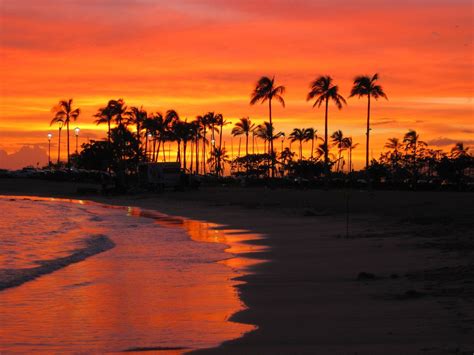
xmin=307 ymin=76 xmax=346 ymax=169
xmin=110 ymin=98 xmax=127 ymax=126
xmin=304 ymin=128 xmax=317 ymax=160
xmin=349 ymin=73 xmax=388 ymax=170
xmin=289 ymin=128 xmax=306 ymax=160
xmin=217 ymin=114 xmax=231 ymax=177
xmin=331 ymin=130 xmax=346 ymax=172
xmin=51 ymin=99 xmax=80 ymax=168
xmin=343 ymin=137 xmax=359 ymax=172
xmin=50 ymin=117 xmax=64 ymax=164
xmin=94 ymin=101 xmax=116 ymax=145
xmin=385 ymin=137 xmax=403 ymax=169
xmin=232 ymin=117 xmax=255 ymax=156
xmin=250 ymin=76 xmax=285 ymax=177
xmin=197 ymin=114 xmax=209 ymax=174
xmin=403 ymin=129 xmax=426 ymax=177
xmin=126 ymin=106 xmax=148 ymax=163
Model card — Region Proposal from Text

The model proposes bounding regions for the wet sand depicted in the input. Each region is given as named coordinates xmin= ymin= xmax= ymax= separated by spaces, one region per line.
xmin=0 ymin=178 xmax=473 ymax=354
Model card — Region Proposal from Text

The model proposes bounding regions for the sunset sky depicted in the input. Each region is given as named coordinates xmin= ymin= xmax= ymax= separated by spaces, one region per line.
xmin=0 ymin=0 xmax=472 ymax=169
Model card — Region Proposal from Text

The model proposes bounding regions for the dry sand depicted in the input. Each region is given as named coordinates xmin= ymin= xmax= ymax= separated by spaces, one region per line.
xmin=1 ymin=178 xmax=473 ymax=354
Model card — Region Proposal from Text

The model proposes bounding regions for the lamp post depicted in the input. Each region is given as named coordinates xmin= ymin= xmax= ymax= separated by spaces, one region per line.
xmin=47 ymin=133 xmax=53 ymax=166
xmin=74 ymin=127 xmax=80 ymax=153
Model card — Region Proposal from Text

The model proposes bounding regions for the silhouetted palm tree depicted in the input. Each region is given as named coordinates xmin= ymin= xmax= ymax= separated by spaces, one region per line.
xmin=51 ymin=99 xmax=80 ymax=168
xmin=94 ymin=101 xmax=115 ymax=145
xmin=50 ymin=117 xmax=64 ymax=164
xmin=232 ymin=117 xmax=255 ymax=156
xmin=250 ymin=76 xmax=285 ymax=177
xmin=289 ymin=128 xmax=306 ymax=160
xmin=126 ymin=106 xmax=148 ymax=163
xmin=385 ymin=137 xmax=402 ymax=170
xmin=403 ymin=129 xmax=426 ymax=178
xmin=304 ymin=128 xmax=317 ymax=160
xmin=331 ymin=130 xmax=346 ymax=172
xmin=349 ymin=73 xmax=388 ymax=170
xmin=307 ymin=76 xmax=346 ymax=169
xmin=343 ymin=137 xmax=358 ymax=172
xmin=217 ymin=114 xmax=231 ymax=176
xmin=197 ymin=114 xmax=210 ymax=174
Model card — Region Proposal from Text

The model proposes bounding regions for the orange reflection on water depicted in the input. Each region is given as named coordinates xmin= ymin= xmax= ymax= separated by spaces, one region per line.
xmin=0 ymin=197 xmax=267 ymax=353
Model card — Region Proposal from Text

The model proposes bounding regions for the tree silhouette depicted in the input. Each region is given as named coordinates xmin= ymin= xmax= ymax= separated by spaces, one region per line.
xmin=307 ymin=76 xmax=346 ymax=170
xmin=51 ymin=99 xmax=80 ymax=168
xmin=349 ymin=73 xmax=388 ymax=170
xmin=250 ymin=76 xmax=285 ymax=177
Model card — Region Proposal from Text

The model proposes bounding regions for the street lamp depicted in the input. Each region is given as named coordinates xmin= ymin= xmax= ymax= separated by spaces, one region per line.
xmin=74 ymin=127 xmax=80 ymax=153
xmin=47 ymin=133 xmax=53 ymax=166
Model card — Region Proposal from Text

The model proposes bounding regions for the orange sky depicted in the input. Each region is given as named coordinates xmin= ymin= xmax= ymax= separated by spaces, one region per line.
xmin=0 ymin=0 xmax=473 ymax=169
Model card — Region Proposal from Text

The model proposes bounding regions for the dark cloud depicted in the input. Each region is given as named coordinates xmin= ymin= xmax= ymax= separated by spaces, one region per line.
xmin=372 ymin=119 xmax=398 ymax=126
xmin=427 ymin=137 xmax=474 ymax=147
xmin=0 ymin=146 xmax=48 ymax=170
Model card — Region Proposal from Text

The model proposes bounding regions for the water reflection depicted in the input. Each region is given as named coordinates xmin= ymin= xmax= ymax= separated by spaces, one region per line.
xmin=0 ymin=196 xmax=267 ymax=353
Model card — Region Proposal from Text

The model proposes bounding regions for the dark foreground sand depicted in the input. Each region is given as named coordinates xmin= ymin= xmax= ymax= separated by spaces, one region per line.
xmin=1 ymin=178 xmax=473 ymax=354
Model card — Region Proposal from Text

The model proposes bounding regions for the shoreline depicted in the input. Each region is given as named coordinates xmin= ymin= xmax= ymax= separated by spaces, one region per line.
xmin=0 ymin=179 xmax=473 ymax=353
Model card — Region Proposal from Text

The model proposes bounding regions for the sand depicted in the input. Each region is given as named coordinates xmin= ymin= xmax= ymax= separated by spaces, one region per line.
xmin=0 ymin=178 xmax=473 ymax=354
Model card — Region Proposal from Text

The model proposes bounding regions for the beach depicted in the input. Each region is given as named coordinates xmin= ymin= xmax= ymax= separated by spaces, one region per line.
xmin=0 ymin=178 xmax=473 ymax=354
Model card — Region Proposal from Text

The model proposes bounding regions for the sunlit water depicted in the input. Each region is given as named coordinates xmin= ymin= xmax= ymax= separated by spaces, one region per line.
xmin=0 ymin=196 xmax=265 ymax=353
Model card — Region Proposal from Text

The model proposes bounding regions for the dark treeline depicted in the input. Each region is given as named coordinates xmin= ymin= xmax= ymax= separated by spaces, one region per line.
xmin=46 ymin=75 xmax=473 ymax=190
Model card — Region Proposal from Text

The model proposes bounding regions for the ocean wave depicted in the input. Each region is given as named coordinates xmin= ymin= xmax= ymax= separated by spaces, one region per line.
xmin=0 ymin=235 xmax=115 ymax=291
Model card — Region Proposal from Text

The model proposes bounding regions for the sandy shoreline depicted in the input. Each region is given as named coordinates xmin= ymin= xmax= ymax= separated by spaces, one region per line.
xmin=1 ymin=178 xmax=473 ymax=354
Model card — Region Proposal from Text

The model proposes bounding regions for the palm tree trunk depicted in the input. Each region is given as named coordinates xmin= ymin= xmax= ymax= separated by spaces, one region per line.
xmin=202 ymin=130 xmax=207 ymax=174
xmin=195 ymin=138 xmax=199 ymax=174
xmin=177 ymin=141 xmax=181 ymax=164
xmin=349 ymin=148 xmax=352 ymax=173
xmin=107 ymin=121 xmax=111 ymax=146
xmin=217 ymin=124 xmax=223 ymax=177
xmin=66 ymin=119 xmax=70 ymax=168
xmin=245 ymin=132 xmax=249 ymax=156
xmin=190 ymin=140 xmax=194 ymax=173
xmin=366 ymin=95 xmax=371 ymax=170
xmin=252 ymin=132 xmax=255 ymax=154
xmin=57 ymin=127 xmax=62 ymax=164
xmin=269 ymin=99 xmax=274 ymax=177
xmin=183 ymin=141 xmax=187 ymax=171
xmin=299 ymin=141 xmax=303 ymax=161
xmin=324 ymin=97 xmax=329 ymax=168
xmin=311 ymin=137 xmax=314 ymax=160
xmin=144 ymin=131 xmax=149 ymax=161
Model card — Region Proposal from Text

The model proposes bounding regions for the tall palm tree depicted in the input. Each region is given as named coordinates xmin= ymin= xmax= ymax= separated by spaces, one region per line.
xmin=349 ymin=73 xmax=388 ymax=170
xmin=51 ymin=99 xmax=80 ymax=168
xmin=111 ymin=98 xmax=128 ymax=126
xmin=216 ymin=114 xmax=230 ymax=177
xmin=94 ymin=101 xmax=115 ymax=145
xmin=50 ymin=117 xmax=64 ymax=164
xmin=126 ymin=106 xmax=148 ymax=163
xmin=250 ymin=76 xmax=285 ymax=177
xmin=289 ymin=128 xmax=306 ymax=160
xmin=307 ymin=76 xmax=346 ymax=169
xmin=343 ymin=137 xmax=358 ymax=173
xmin=331 ymin=130 xmax=346 ymax=172
xmin=304 ymin=128 xmax=317 ymax=160
xmin=231 ymin=117 xmax=255 ymax=156
xmin=196 ymin=115 xmax=208 ymax=174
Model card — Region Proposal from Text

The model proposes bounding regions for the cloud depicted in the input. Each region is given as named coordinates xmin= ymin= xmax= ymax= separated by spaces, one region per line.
xmin=427 ymin=137 xmax=474 ymax=147
xmin=0 ymin=146 xmax=48 ymax=170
